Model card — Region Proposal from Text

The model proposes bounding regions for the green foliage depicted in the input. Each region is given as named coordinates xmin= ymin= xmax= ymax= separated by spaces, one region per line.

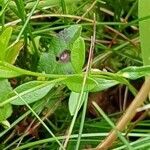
xmin=38 ymin=25 xmax=82 ymax=74
xmin=68 ymin=91 xmax=88 ymax=116
xmin=91 ymin=78 xmax=119 ymax=92
xmin=64 ymin=76 xmax=97 ymax=92
xmin=0 ymin=27 xmax=12 ymax=61
xmin=0 ymin=0 xmax=8 ymax=16
xmin=0 ymin=79 xmax=12 ymax=123
xmin=9 ymin=81 xmax=55 ymax=105
xmin=71 ymin=37 xmax=85 ymax=73
xmin=69 ymin=92 xmax=81 ymax=116
xmin=139 ymin=0 xmax=150 ymax=66
xmin=5 ymin=41 xmax=23 ymax=64
xmin=0 ymin=104 xmax=12 ymax=123
xmin=0 ymin=61 xmax=23 ymax=78
xmin=0 ymin=0 xmax=150 ymax=149
xmin=0 ymin=27 xmax=23 ymax=64
xmin=0 ymin=28 xmax=19 ymax=124
xmin=118 ymin=65 xmax=150 ymax=79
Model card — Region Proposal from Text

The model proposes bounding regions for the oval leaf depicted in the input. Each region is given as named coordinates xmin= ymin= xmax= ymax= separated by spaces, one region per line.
xmin=0 ymin=104 xmax=12 ymax=123
xmin=0 ymin=79 xmax=13 ymax=101
xmin=0 ymin=79 xmax=12 ymax=122
xmin=9 ymin=81 xmax=54 ymax=105
xmin=71 ymin=37 xmax=85 ymax=73
xmin=64 ymin=76 xmax=96 ymax=92
xmin=69 ymin=91 xmax=88 ymax=116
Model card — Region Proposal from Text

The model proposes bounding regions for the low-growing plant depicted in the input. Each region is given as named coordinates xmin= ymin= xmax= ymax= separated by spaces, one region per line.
xmin=0 ymin=0 xmax=150 ymax=150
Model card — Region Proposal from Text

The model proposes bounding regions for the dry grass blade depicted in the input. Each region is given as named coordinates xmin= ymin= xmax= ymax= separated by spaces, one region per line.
xmin=62 ymin=14 xmax=96 ymax=149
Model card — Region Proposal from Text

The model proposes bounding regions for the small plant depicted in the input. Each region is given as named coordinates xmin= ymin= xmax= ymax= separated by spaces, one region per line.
xmin=0 ymin=0 xmax=150 ymax=150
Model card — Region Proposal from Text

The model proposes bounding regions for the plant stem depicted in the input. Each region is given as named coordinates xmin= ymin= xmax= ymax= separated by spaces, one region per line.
xmin=95 ymin=78 xmax=150 ymax=150
xmin=13 ymin=90 xmax=65 ymax=150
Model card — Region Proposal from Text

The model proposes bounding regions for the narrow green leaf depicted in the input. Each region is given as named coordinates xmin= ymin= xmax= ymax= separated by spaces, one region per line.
xmin=71 ymin=37 xmax=85 ymax=73
xmin=9 ymin=81 xmax=55 ymax=105
xmin=117 ymin=65 xmax=150 ymax=79
xmin=64 ymin=76 xmax=97 ymax=92
xmin=0 ymin=65 xmax=23 ymax=78
xmin=5 ymin=41 xmax=23 ymax=64
xmin=0 ymin=0 xmax=8 ymax=16
xmin=68 ymin=91 xmax=87 ymax=116
xmin=0 ymin=27 xmax=12 ymax=60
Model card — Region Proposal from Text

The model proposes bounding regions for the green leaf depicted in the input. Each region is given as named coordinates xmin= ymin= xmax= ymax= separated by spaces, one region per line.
xmin=0 ymin=27 xmax=12 ymax=61
xmin=0 ymin=0 xmax=7 ymax=5
xmin=28 ymin=36 xmax=40 ymax=54
xmin=38 ymin=25 xmax=82 ymax=74
xmin=139 ymin=0 xmax=150 ymax=66
xmin=64 ymin=76 xmax=97 ymax=92
xmin=68 ymin=91 xmax=88 ymax=116
xmin=0 ymin=104 xmax=12 ymax=123
xmin=0 ymin=79 xmax=13 ymax=123
xmin=0 ymin=65 xmax=23 ymax=78
xmin=8 ymin=1 xmax=19 ymax=17
xmin=0 ymin=79 xmax=12 ymax=100
xmin=71 ymin=37 xmax=85 ymax=73
xmin=9 ymin=81 xmax=55 ymax=105
xmin=117 ymin=65 xmax=150 ymax=79
xmin=59 ymin=25 xmax=82 ymax=47
xmin=0 ymin=0 xmax=4 ymax=5
xmin=91 ymin=78 xmax=119 ymax=92
xmin=38 ymin=52 xmax=74 ymax=74
xmin=1 ymin=120 xmax=11 ymax=129
xmin=69 ymin=92 xmax=80 ymax=116
xmin=5 ymin=41 xmax=23 ymax=64
xmin=0 ymin=0 xmax=8 ymax=16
